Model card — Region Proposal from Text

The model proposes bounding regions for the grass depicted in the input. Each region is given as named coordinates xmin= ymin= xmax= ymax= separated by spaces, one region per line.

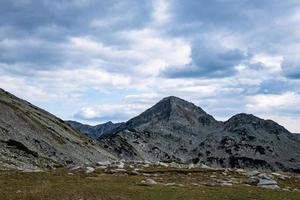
xmin=0 ymin=166 xmax=299 ymax=200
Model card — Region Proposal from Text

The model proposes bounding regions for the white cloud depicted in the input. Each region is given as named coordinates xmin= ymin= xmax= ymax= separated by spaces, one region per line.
xmin=246 ymin=92 xmax=300 ymax=111
xmin=251 ymin=54 xmax=283 ymax=72
xmin=120 ymin=29 xmax=191 ymax=76
xmin=264 ymin=115 xmax=300 ymax=133
xmin=75 ymin=102 xmax=148 ymax=123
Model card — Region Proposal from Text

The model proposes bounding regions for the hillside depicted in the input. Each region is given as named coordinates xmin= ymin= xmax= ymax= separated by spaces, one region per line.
xmin=0 ymin=89 xmax=115 ymax=170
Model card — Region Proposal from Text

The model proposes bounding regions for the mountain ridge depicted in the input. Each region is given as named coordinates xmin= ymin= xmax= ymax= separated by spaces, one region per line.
xmin=0 ymin=88 xmax=299 ymax=172
xmin=65 ymin=120 xmax=123 ymax=139
xmin=97 ymin=96 xmax=300 ymax=172
xmin=0 ymin=89 xmax=115 ymax=170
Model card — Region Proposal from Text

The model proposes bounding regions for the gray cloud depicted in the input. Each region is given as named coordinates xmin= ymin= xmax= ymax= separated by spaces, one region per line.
xmin=282 ymin=58 xmax=300 ymax=79
xmin=164 ymin=45 xmax=250 ymax=78
xmin=0 ymin=0 xmax=152 ymax=72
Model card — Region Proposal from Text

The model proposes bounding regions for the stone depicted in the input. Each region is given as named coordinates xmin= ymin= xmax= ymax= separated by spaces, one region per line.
xmin=246 ymin=170 xmax=260 ymax=177
xmin=96 ymin=161 xmax=111 ymax=166
xmin=141 ymin=178 xmax=157 ymax=185
xmin=235 ymin=169 xmax=246 ymax=173
xmin=221 ymin=182 xmax=233 ymax=186
xmin=85 ymin=167 xmax=95 ymax=174
xmin=245 ymin=176 xmax=259 ymax=185
xmin=70 ymin=166 xmax=82 ymax=171
xmin=117 ymin=162 xmax=125 ymax=169
xmin=22 ymin=169 xmax=44 ymax=173
xmin=188 ymin=164 xmax=195 ymax=169
xmin=271 ymin=172 xmax=290 ymax=180
xmin=257 ymin=177 xmax=279 ymax=189
xmin=157 ymin=162 xmax=169 ymax=167
xmin=115 ymin=168 xmax=126 ymax=172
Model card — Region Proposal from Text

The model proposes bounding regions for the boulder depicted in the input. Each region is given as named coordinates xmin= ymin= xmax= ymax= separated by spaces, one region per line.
xmin=141 ymin=178 xmax=157 ymax=185
xmin=85 ymin=167 xmax=95 ymax=174
xmin=257 ymin=177 xmax=279 ymax=189
xmin=246 ymin=170 xmax=260 ymax=177
xmin=96 ymin=161 xmax=111 ymax=166
xmin=245 ymin=177 xmax=259 ymax=185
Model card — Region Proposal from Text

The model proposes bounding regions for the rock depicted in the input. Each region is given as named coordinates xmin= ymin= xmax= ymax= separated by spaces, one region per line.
xmin=257 ymin=177 xmax=279 ymax=189
xmin=157 ymin=162 xmax=169 ymax=167
xmin=200 ymin=164 xmax=212 ymax=169
xmin=221 ymin=182 xmax=233 ymax=186
xmin=165 ymin=182 xmax=176 ymax=186
xmin=115 ymin=169 xmax=126 ymax=172
xmin=259 ymin=174 xmax=273 ymax=180
xmin=129 ymin=170 xmax=139 ymax=175
xmin=22 ymin=169 xmax=44 ymax=173
xmin=271 ymin=172 xmax=290 ymax=180
xmin=204 ymin=182 xmax=219 ymax=187
xmin=143 ymin=164 xmax=150 ymax=168
xmin=96 ymin=166 xmax=107 ymax=169
xmin=70 ymin=166 xmax=82 ymax=171
xmin=117 ymin=162 xmax=125 ymax=169
xmin=188 ymin=164 xmax=195 ymax=169
xmin=165 ymin=183 xmax=184 ymax=187
xmin=85 ymin=167 xmax=95 ymax=174
xmin=246 ymin=170 xmax=260 ymax=177
xmin=97 ymin=161 xmax=111 ymax=166
xmin=235 ymin=169 xmax=246 ymax=173
xmin=245 ymin=176 xmax=259 ymax=185
xmin=141 ymin=178 xmax=157 ymax=185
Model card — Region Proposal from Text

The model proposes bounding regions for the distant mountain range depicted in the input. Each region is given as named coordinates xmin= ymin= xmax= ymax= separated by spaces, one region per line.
xmin=66 ymin=120 xmax=123 ymax=139
xmin=0 ymin=88 xmax=299 ymax=172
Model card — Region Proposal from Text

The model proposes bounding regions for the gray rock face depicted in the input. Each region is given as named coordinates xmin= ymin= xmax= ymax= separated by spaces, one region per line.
xmin=257 ymin=176 xmax=279 ymax=189
xmin=0 ymin=89 xmax=116 ymax=170
xmin=65 ymin=120 xmax=123 ymax=139
xmin=99 ymin=96 xmax=300 ymax=172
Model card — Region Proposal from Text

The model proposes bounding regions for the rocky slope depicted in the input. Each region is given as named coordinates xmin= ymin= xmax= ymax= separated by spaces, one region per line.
xmin=0 ymin=89 xmax=116 ymax=170
xmin=99 ymin=96 xmax=300 ymax=172
xmin=66 ymin=120 xmax=123 ymax=139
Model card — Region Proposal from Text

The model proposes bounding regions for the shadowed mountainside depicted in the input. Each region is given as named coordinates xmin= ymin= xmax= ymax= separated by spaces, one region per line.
xmin=0 ymin=89 xmax=115 ymax=170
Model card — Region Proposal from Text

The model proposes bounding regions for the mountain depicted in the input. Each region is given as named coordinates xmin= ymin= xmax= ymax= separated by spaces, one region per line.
xmin=0 ymin=89 xmax=115 ymax=170
xmin=99 ymin=96 xmax=223 ymax=162
xmin=65 ymin=120 xmax=123 ymax=139
xmin=99 ymin=96 xmax=300 ymax=172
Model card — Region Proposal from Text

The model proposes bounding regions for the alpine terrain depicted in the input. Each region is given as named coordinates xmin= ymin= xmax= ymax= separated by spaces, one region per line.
xmin=98 ymin=96 xmax=300 ymax=172
xmin=0 ymin=89 xmax=115 ymax=170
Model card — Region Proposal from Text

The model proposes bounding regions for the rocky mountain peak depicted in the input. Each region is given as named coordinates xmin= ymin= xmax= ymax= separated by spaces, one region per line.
xmin=224 ymin=113 xmax=290 ymax=135
xmin=125 ymin=96 xmax=216 ymax=128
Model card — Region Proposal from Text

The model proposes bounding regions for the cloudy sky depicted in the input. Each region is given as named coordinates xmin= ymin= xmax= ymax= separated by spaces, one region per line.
xmin=1 ymin=0 xmax=300 ymax=132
